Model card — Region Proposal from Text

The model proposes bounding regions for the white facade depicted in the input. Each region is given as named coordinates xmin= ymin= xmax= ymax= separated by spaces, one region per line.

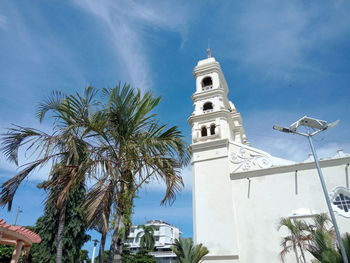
xmin=125 ymin=220 xmax=180 ymax=263
xmin=189 ymin=56 xmax=350 ymax=262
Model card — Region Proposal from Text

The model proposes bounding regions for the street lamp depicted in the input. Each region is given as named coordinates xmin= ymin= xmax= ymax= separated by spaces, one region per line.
xmin=91 ymin=239 xmax=100 ymax=263
xmin=273 ymin=116 xmax=348 ymax=263
xmin=14 ymin=206 xmax=23 ymax=226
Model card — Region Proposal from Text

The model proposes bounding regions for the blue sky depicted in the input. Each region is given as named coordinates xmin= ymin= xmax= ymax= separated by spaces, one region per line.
xmin=1 ymin=0 xmax=350 ymax=256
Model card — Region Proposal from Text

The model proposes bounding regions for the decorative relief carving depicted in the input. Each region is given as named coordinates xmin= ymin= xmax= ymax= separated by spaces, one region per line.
xmin=230 ymin=147 xmax=272 ymax=172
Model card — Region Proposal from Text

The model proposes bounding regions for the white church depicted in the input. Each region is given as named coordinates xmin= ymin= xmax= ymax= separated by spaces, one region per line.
xmin=189 ymin=55 xmax=350 ymax=262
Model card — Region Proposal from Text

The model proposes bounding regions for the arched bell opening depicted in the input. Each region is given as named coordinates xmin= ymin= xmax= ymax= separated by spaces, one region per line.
xmin=203 ymin=102 xmax=213 ymax=112
xmin=201 ymin=76 xmax=213 ymax=91
xmin=201 ymin=126 xmax=207 ymax=137
xmin=210 ymin=124 xmax=216 ymax=135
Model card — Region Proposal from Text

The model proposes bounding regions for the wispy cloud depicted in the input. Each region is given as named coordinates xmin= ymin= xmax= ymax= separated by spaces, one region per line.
xmin=220 ymin=0 xmax=350 ymax=79
xmin=139 ymin=165 xmax=192 ymax=193
xmin=73 ymin=0 xmax=189 ymax=91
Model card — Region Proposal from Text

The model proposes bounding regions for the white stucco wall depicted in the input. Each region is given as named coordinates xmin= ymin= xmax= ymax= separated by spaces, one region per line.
xmin=231 ymin=158 xmax=350 ymax=263
xmin=192 ymin=140 xmax=240 ymax=262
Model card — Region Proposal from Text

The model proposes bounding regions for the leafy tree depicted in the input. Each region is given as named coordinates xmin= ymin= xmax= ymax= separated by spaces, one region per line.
xmin=136 ymin=225 xmax=156 ymax=251
xmin=79 ymin=250 xmax=91 ymax=263
xmin=121 ymin=248 xmax=156 ymax=263
xmin=28 ymin=180 xmax=90 ymax=263
xmin=171 ymin=238 xmax=209 ymax=263
xmin=0 ymin=245 xmax=13 ymax=263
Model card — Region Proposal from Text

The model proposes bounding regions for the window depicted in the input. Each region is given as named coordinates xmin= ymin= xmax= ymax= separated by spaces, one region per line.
xmin=210 ymin=124 xmax=216 ymax=135
xmin=201 ymin=126 xmax=207 ymax=137
xmin=330 ymin=186 xmax=350 ymax=218
xmin=333 ymin=193 xmax=350 ymax=212
xmin=201 ymin=77 xmax=213 ymax=91
xmin=203 ymin=102 xmax=213 ymax=112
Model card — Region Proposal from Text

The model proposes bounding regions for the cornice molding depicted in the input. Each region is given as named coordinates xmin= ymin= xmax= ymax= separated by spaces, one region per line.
xmin=192 ymin=88 xmax=227 ymax=101
xmin=193 ymin=62 xmax=221 ymax=76
xmin=190 ymin=138 xmax=229 ymax=152
xmin=230 ymin=156 xmax=350 ymax=180
xmin=188 ymin=110 xmax=232 ymax=124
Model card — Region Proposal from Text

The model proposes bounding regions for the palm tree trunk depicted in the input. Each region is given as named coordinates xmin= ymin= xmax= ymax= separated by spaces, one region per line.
xmin=107 ymin=213 xmax=123 ymax=263
xmin=298 ymin=243 xmax=307 ymax=263
xmin=293 ymin=244 xmax=300 ymax=263
xmin=107 ymin=172 xmax=134 ymax=263
xmin=98 ymin=232 xmax=107 ymax=263
xmin=55 ymin=206 xmax=66 ymax=263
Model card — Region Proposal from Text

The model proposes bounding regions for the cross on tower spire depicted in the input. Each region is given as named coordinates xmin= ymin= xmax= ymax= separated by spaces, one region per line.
xmin=206 ymin=48 xmax=212 ymax=58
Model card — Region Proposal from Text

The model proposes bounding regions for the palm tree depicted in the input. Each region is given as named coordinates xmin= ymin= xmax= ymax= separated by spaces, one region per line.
xmin=80 ymin=84 xmax=189 ymax=263
xmin=136 ymin=225 xmax=156 ymax=251
xmin=85 ymin=178 xmax=114 ymax=263
xmin=278 ymin=217 xmax=309 ymax=263
xmin=171 ymin=238 xmax=209 ymax=263
xmin=307 ymin=228 xmax=342 ymax=263
xmin=0 ymin=87 xmax=97 ymax=263
xmin=306 ymin=214 xmax=350 ymax=263
xmin=0 ymin=84 xmax=189 ymax=263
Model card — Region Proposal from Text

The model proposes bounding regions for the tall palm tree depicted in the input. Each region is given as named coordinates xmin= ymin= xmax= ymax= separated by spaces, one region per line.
xmin=81 ymin=84 xmax=190 ymax=263
xmin=136 ymin=225 xmax=156 ymax=251
xmin=0 ymin=87 xmax=97 ymax=263
xmin=171 ymin=238 xmax=209 ymax=263
xmin=278 ymin=217 xmax=309 ymax=263
xmin=1 ymin=84 xmax=189 ymax=263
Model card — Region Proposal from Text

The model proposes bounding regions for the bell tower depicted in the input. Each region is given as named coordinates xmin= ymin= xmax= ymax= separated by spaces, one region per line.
xmin=189 ymin=55 xmax=244 ymax=262
xmin=189 ymin=55 xmax=248 ymax=146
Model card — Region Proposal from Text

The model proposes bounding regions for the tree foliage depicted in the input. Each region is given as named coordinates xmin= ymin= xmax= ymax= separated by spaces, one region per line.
xmin=0 ymin=84 xmax=189 ymax=263
xmin=136 ymin=225 xmax=156 ymax=251
xmin=0 ymin=245 xmax=13 ymax=263
xmin=278 ymin=213 xmax=350 ymax=263
xmin=171 ymin=238 xmax=209 ymax=263
xmin=277 ymin=217 xmax=309 ymax=263
xmin=28 ymin=180 xmax=90 ymax=263
xmin=121 ymin=248 xmax=156 ymax=263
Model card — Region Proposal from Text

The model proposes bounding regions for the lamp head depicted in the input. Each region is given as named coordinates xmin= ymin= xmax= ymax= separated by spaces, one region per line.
xmin=272 ymin=125 xmax=292 ymax=133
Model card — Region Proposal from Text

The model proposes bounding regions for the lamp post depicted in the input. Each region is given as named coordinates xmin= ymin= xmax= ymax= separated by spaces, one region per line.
xmin=14 ymin=206 xmax=23 ymax=226
xmin=91 ymin=239 xmax=99 ymax=263
xmin=273 ymin=116 xmax=348 ymax=263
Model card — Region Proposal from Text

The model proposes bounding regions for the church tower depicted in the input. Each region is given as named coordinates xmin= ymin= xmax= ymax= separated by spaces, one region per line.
xmin=189 ymin=54 xmax=350 ymax=263
xmin=189 ymin=54 xmax=245 ymax=262
xmin=189 ymin=56 xmax=248 ymax=146
xmin=189 ymin=54 xmax=284 ymax=262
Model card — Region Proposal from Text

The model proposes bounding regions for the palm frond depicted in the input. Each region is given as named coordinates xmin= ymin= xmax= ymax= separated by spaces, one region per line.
xmin=0 ymin=156 xmax=54 ymax=210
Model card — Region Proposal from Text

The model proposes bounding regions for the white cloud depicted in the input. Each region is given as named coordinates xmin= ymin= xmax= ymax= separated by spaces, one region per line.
xmin=73 ymin=0 xmax=189 ymax=91
xmin=0 ymin=14 xmax=8 ymax=30
xmin=222 ymin=0 xmax=350 ymax=79
xmin=139 ymin=165 xmax=192 ymax=193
